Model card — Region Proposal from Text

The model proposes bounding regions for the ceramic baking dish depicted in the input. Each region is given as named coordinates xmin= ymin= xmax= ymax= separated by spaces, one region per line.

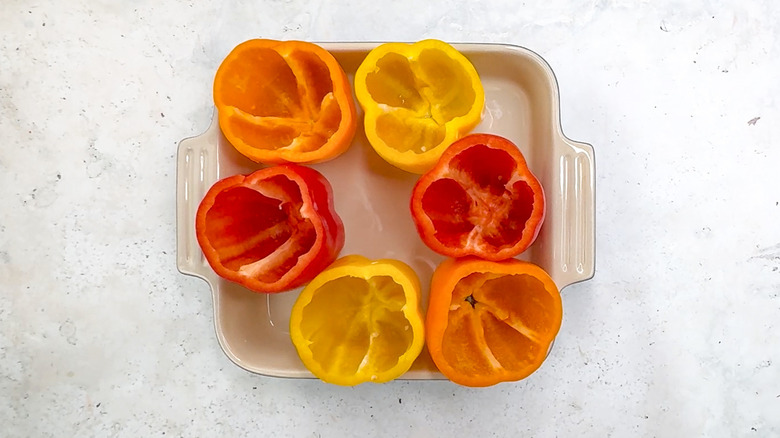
xmin=176 ymin=42 xmax=595 ymax=380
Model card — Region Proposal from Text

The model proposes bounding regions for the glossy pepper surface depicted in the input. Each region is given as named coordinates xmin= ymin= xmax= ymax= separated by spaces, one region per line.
xmin=426 ymin=257 xmax=562 ymax=387
xmin=410 ymin=133 xmax=545 ymax=260
xmin=354 ymin=39 xmax=484 ymax=173
xmin=289 ymin=255 xmax=425 ymax=385
xmin=195 ymin=164 xmax=344 ymax=293
xmin=213 ymin=39 xmax=357 ymax=164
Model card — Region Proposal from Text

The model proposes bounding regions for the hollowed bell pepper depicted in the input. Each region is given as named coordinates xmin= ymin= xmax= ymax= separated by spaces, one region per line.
xmin=354 ymin=39 xmax=484 ymax=174
xmin=195 ymin=164 xmax=344 ymax=293
xmin=213 ymin=39 xmax=357 ymax=165
xmin=427 ymin=257 xmax=562 ymax=387
xmin=289 ymin=255 xmax=425 ymax=385
xmin=410 ymin=133 xmax=545 ymax=260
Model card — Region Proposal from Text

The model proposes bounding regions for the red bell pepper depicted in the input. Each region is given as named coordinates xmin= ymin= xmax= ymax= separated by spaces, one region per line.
xmin=195 ymin=164 xmax=344 ymax=293
xmin=410 ymin=134 xmax=545 ymax=261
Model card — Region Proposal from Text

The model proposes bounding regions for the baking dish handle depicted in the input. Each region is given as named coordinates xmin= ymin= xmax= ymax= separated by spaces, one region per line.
xmin=549 ymin=137 xmax=595 ymax=290
xmin=175 ymin=121 xmax=220 ymax=280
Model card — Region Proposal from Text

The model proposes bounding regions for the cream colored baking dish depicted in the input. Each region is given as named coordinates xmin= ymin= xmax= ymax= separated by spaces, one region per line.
xmin=176 ymin=43 xmax=595 ymax=380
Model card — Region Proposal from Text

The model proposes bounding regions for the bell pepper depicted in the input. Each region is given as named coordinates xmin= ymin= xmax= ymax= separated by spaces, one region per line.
xmin=354 ymin=39 xmax=484 ymax=174
xmin=410 ymin=133 xmax=545 ymax=261
xmin=289 ymin=255 xmax=425 ymax=385
xmin=426 ymin=257 xmax=562 ymax=387
xmin=195 ymin=164 xmax=344 ymax=293
xmin=213 ymin=39 xmax=357 ymax=165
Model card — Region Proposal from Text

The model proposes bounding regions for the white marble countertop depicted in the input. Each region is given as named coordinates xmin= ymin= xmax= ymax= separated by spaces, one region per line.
xmin=2 ymin=1 xmax=778 ymax=436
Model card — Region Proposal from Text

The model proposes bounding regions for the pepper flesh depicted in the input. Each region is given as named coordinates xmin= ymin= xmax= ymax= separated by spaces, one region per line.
xmin=426 ymin=257 xmax=562 ymax=387
xmin=354 ymin=39 xmax=484 ymax=174
xmin=410 ymin=133 xmax=545 ymax=260
xmin=195 ymin=164 xmax=344 ymax=293
xmin=213 ymin=39 xmax=357 ymax=164
xmin=289 ymin=255 xmax=425 ymax=385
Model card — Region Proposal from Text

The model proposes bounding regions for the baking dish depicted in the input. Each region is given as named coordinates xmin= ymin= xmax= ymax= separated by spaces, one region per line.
xmin=176 ymin=43 xmax=595 ymax=379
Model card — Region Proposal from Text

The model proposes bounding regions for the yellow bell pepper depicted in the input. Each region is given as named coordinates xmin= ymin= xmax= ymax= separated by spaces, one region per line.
xmin=354 ymin=40 xmax=485 ymax=173
xmin=289 ymin=255 xmax=425 ymax=385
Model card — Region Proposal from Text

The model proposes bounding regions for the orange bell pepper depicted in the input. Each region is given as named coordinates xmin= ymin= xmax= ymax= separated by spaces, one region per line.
xmin=426 ymin=257 xmax=562 ymax=387
xmin=213 ymin=39 xmax=357 ymax=164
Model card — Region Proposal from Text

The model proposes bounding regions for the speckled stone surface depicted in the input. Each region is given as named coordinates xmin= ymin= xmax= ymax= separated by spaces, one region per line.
xmin=1 ymin=1 xmax=779 ymax=436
